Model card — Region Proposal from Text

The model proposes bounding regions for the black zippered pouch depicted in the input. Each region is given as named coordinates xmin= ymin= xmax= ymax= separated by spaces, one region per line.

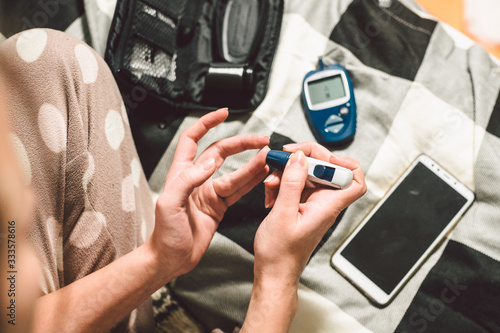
xmin=105 ymin=0 xmax=284 ymax=114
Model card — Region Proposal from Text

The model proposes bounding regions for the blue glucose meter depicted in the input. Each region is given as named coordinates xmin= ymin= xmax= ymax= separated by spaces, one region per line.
xmin=302 ymin=58 xmax=356 ymax=146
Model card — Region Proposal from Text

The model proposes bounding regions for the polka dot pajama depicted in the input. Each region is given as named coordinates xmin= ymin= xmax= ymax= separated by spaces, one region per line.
xmin=0 ymin=29 xmax=158 ymax=331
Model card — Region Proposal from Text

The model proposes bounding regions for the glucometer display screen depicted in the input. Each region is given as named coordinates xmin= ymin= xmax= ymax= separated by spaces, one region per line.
xmin=308 ymin=75 xmax=345 ymax=105
xmin=340 ymin=162 xmax=468 ymax=294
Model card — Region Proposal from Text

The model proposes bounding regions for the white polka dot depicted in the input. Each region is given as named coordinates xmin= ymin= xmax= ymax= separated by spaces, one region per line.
xmin=8 ymin=134 xmax=32 ymax=185
xmin=105 ymin=110 xmax=125 ymax=150
xmin=122 ymin=174 xmax=136 ymax=212
xmin=69 ymin=211 xmax=106 ymax=249
xmin=131 ymin=158 xmax=141 ymax=188
xmin=45 ymin=217 xmax=61 ymax=254
xmin=38 ymin=104 xmax=67 ymax=153
xmin=83 ymin=152 xmax=95 ymax=192
xmin=74 ymin=44 xmax=98 ymax=84
xmin=16 ymin=29 xmax=48 ymax=63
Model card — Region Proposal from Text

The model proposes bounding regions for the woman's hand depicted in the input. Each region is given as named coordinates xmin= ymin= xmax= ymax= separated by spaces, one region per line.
xmin=147 ymin=108 xmax=270 ymax=279
xmin=255 ymin=141 xmax=366 ymax=285
xmin=241 ymin=142 xmax=366 ymax=333
xmin=242 ymin=142 xmax=366 ymax=333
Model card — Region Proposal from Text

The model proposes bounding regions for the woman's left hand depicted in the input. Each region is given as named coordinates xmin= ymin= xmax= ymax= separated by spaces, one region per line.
xmin=148 ymin=108 xmax=270 ymax=279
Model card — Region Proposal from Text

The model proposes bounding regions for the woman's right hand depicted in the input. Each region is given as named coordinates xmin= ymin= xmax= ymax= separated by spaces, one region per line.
xmin=242 ymin=142 xmax=366 ymax=333
xmin=254 ymin=142 xmax=367 ymax=285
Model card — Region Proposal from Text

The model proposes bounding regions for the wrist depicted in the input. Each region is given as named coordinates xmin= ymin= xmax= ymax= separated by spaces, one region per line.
xmin=252 ymin=274 xmax=299 ymax=305
xmin=140 ymin=237 xmax=178 ymax=285
xmin=242 ymin=274 xmax=298 ymax=333
xmin=253 ymin=256 xmax=304 ymax=289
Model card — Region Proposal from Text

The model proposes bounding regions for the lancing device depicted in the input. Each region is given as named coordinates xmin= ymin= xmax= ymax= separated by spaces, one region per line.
xmin=266 ymin=150 xmax=353 ymax=189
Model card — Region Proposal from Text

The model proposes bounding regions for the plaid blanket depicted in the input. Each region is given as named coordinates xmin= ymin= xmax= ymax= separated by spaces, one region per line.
xmin=146 ymin=0 xmax=500 ymax=332
xmin=2 ymin=0 xmax=499 ymax=332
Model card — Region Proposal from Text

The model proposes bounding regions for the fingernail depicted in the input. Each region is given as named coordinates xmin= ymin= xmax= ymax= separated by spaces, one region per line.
xmin=264 ymin=187 xmax=271 ymax=208
xmin=288 ymin=151 xmax=306 ymax=167
xmin=264 ymin=173 xmax=278 ymax=183
xmin=201 ymin=158 xmax=215 ymax=171
xmin=283 ymin=144 xmax=296 ymax=151
xmin=264 ymin=196 xmax=275 ymax=209
xmin=266 ymin=197 xmax=276 ymax=209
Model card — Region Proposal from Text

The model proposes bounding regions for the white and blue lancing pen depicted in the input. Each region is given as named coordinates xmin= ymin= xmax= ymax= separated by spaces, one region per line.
xmin=266 ymin=150 xmax=353 ymax=189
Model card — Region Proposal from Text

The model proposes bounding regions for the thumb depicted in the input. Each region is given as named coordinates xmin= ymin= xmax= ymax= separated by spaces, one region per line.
xmin=166 ymin=158 xmax=216 ymax=205
xmin=271 ymin=151 xmax=308 ymax=220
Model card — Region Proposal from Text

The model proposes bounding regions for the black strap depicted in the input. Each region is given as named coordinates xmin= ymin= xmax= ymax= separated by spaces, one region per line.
xmin=135 ymin=11 xmax=176 ymax=55
xmin=174 ymin=0 xmax=205 ymax=95
xmin=141 ymin=0 xmax=186 ymax=20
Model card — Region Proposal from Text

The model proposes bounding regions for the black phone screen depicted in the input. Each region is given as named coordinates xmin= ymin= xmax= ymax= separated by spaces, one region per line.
xmin=340 ymin=162 xmax=468 ymax=294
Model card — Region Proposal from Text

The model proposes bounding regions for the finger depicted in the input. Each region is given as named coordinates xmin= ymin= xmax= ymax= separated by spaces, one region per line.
xmin=264 ymin=170 xmax=281 ymax=188
xmin=263 ymin=170 xmax=318 ymax=208
xmin=213 ymin=147 xmax=269 ymax=198
xmin=271 ymin=151 xmax=308 ymax=221
xmin=283 ymin=142 xmax=332 ymax=161
xmin=264 ymin=171 xmax=281 ymax=208
xmin=165 ymin=158 xmax=216 ymax=206
xmin=172 ymin=108 xmax=229 ymax=165
xmin=300 ymin=159 xmax=366 ymax=230
xmin=329 ymin=154 xmax=362 ymax=171
xmin=329 ymin=155 xmax=366 ymax=195
xmin=264 ymin=170 xmax=315 ymax=190
xmin=335 ymin=156 xmax=367 ymax=202
xmin=285 ymin=142 xmax=362 ymax=175
xmin=195 ymin=135 xmax=269 ymax=169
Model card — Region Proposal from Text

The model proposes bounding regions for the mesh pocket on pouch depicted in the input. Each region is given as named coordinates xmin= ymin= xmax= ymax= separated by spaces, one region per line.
xmin=106 ymin=0 xmax=284 ymax=113
xmin=122 ymin=0 xmax=188 ymax=99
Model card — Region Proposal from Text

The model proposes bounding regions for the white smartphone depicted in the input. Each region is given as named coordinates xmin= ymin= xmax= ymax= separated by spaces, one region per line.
xmin=331 ymin=155 xmax=474 ymax=306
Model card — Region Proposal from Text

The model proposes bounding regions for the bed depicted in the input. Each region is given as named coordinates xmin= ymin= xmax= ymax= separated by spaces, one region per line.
xmin=147 ymin=0 xmax=500 ymax=331
xmin=2 ymin=0 xmax=499 ymax=332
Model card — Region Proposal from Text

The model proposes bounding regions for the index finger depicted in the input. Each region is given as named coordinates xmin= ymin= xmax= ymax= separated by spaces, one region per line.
xmin=283 ymin=142 xmax=331 ymax=161
xmin=172 ymin=108 xmax=229 ymax=164
xmin=283 ymin=142 xmax=360 ymax=171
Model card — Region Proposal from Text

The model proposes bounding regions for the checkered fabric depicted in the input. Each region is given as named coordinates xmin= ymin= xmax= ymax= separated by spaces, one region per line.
xmin=147 ymin=0 xmax=500 ymax=332
xmin=2 ymin=0 xmax=499 ymax=332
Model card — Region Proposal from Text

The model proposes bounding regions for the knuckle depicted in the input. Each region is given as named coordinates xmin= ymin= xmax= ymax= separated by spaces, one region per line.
xmin=281 ymin=177 xmax=305 ymax=190
xmin=177 ymin=169 xmax=195 ymax=187
xmin=179 ymin=131 xmax=190 ymax=142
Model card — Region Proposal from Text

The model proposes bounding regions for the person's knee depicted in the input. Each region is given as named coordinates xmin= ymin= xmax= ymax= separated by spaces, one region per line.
xmin=0 ymin=28 xmax=108 ymax=86
xmin=1 ymin=29 xmax=77 ymax=64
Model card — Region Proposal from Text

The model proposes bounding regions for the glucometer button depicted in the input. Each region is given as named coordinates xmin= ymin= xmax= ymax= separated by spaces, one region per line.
xmin=325 ymin=114 xmax=343 ymax=126
xmin=313 ymin=165 xmax=336 ymax=182
xmin=340 ymin=107 xmax=349 ymax=116
xmin=326 ymin=123 xmax=344 ymax=134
